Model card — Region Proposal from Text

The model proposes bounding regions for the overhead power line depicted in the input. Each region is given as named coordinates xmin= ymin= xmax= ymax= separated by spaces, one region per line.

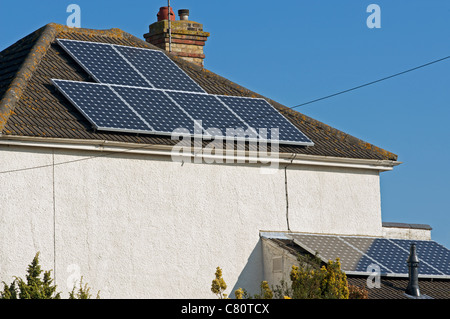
xmin=290 ymin=55 xmax=450 ymax=110
xmin=0 ymin=54 xmax=448 ymax=175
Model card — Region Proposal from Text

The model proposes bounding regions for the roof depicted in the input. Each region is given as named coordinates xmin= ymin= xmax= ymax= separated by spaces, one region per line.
xmin=0 ymin=23 xmax=398 ymax=161
xmin=347 ymin=276 xmax=450 ymax=299
xmin=261 ymin=233 xmax=450 ymax=299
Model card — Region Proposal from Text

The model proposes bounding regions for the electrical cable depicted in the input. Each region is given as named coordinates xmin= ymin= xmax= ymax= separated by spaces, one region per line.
xmin=0 ymin=55 xmax=448 ymax=175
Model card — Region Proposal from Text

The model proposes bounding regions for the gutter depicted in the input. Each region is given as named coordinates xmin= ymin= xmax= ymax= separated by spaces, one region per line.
xmin=0 ymin=135 xmax=400 ymax=171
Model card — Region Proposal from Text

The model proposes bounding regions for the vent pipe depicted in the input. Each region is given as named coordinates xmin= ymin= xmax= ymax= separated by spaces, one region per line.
xmin=405 ymin=243 xmax=421 ymax=297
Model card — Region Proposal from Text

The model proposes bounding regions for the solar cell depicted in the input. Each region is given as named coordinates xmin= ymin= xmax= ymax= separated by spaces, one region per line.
xmin=57 ymin=39 xmax=151 ymax=88
xmin=218 ymin=95 xmax=313 ymax=145
xmin=57 ymin=39 xmax=206 ymax=93
xmin=390 ymin=239 xmax=449 ymax=276
xmin=111 ymin=86 xmax=198 ymax=134
xmin=166 ymin=91 xmax=251 ymax=138
xmin=114 ymin=45 xmax=205 ymax=93
xmin=52 ymin=80 xmax=152 ymax=133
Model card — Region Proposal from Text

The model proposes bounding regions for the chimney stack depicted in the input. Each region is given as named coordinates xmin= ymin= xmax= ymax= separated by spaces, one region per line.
xmin=144 ymin=7 xmax=210 ymax=67
xmin=405 ymin=243 xmax=421 ymax=297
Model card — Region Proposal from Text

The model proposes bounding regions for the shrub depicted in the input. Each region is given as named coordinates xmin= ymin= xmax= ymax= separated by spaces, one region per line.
xmin=348 ymin=284 xmax=369 ymax=299
xmin=211 ymin=267 xmax=228 ymax=299
xmin=1 ymin=252 xmax=99 ymax=299
xmin=290 ymin=258 xmax=349 ymax=299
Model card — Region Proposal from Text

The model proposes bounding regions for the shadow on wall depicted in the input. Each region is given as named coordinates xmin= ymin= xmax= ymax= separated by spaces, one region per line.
xmin=231 ymin=240 xmax=264 ymax=297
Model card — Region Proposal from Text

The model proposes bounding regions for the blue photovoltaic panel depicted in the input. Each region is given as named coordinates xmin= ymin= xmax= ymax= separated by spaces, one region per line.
xmin=57 ymin=39 xmax=151 ymax=88
xmin=57 ymin=39 xmax=206 ymax=93
xmin=343 ymin=237 xmax=410 ymax=274
xmin=289 ymin=233 xmax=450 ymax=277
xmin=390 ymin=239 xmax=450 ymax=276
xmin=218 ymin=95 xmax=313 ymax=145
xmin=53 ymin=79 xmax=314 ymax=145
xmin=114 ymin=46 xmax=205 ymax=93
xmin=166 ymin=91 xmax=251 ymax=138
xmin=55 ymin=39 xmax=314 ymax=146
xmin=52 ymin=80 xmax=151 ymax=133
xmin=111 ymin=86 xmax=197 ymax=134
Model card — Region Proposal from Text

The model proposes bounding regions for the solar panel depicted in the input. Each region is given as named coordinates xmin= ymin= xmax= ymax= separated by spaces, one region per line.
xmin=289 ymin=233 xmax=450 ymax=277
xmin=57 ymin=39 xmax=205 ymax=93
xmin=166 ymin=91 xmax=254 ymax=139
xmin=114 ymin=45 xmax=205 ymax=93
xmin=53 ymin=79 xmax=314 ymax=145
xmin=390 ymin=239 xmax=450 ymax=276
xmin=52 ymin=80 xmax=151 ymax=133
xmin=218 ymin=95 xmax=313 ymax=145
xmin=57 ymin=39 xmax=151 ymax=88
xmin=111 ymin=86 xmax=197 ymax=134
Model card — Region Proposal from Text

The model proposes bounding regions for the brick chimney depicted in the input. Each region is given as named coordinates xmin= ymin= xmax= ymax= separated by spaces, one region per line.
xmin=144 ymin=7 xmax=210 ymax=67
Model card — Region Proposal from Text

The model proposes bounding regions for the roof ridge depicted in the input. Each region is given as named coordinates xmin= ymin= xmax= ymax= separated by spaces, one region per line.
xmin=0 ymin=24 xmax=58 ymax=131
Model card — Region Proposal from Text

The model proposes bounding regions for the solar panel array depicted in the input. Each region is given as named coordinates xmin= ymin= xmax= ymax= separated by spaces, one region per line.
xmin=288 ymin=233 xmax=450 ymax=277
xmin=57 ymin=39 xmax=205 ymax=93
xmin=53 ymin=39 xmax=314 ymax=146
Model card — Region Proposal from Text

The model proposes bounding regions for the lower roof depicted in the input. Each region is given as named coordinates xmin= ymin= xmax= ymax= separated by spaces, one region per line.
xmin=0 ymin=23 xmax=398 ymax=161
xmin=262 ymin=232 xmax=450 ymax=299
xmin=261 ymin=231 xmax=450 ymax=279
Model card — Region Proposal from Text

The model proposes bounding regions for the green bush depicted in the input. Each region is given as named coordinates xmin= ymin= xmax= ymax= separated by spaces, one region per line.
xmin=1 ymin=252 xmax=99 ymax=299
xmin=214 ymin=252 xmax=368 ymax=299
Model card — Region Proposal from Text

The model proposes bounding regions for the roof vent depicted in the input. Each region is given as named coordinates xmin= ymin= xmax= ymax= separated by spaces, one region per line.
xmin=178 ymin=9 xmax=190 ymax=21
xmin=405 ymin=243 xmax=421 ymax=297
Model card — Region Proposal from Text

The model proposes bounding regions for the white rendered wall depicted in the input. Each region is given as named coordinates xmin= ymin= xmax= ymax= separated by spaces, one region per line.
xmin=382 ymin=227 xmax=431 ymax=241
xmin=0 ymin=145 xmax=383 ymax=298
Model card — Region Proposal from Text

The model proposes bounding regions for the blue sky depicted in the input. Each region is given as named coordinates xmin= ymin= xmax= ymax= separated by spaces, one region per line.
xmin=1 ymin=1 xmax=449 ymax=248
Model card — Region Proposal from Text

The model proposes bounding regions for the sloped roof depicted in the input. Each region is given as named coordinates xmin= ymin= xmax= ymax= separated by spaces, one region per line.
xmin=0 ymin=23 xmax=398 ymax=161
xmin=347 ymin=276 xmax=450 ymax=299
xmin=264 ymin=237 xmax=450 ymax=299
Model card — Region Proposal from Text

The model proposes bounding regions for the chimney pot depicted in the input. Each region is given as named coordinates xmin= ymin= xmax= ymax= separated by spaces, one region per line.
xmin=157 ymin=6 xmax=175 ymax=22
xmin=178 ymin=9 xmax=190 ymax=20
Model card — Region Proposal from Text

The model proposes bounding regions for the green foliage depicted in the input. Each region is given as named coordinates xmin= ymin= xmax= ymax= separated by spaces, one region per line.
xmin=216 ymin=251 xmax=359 ymax=300
xmin=1 ymin=252 xmax=99 ymax=299
xmin=290 ymin=257 xmax=349 ymax=299
xmin=272 ymin=279 xmax=292 ymax=299
xmin=1 ymin=252 xmax=61 ymax=299
xmin=69 ymin=276 xmax=100 ymax=299
xmin=254 ymin=281 xmax=273 ymax=299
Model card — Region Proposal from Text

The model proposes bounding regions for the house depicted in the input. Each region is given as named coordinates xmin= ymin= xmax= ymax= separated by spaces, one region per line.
xmin=0 ymin=7 xmax=448 ymax=299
